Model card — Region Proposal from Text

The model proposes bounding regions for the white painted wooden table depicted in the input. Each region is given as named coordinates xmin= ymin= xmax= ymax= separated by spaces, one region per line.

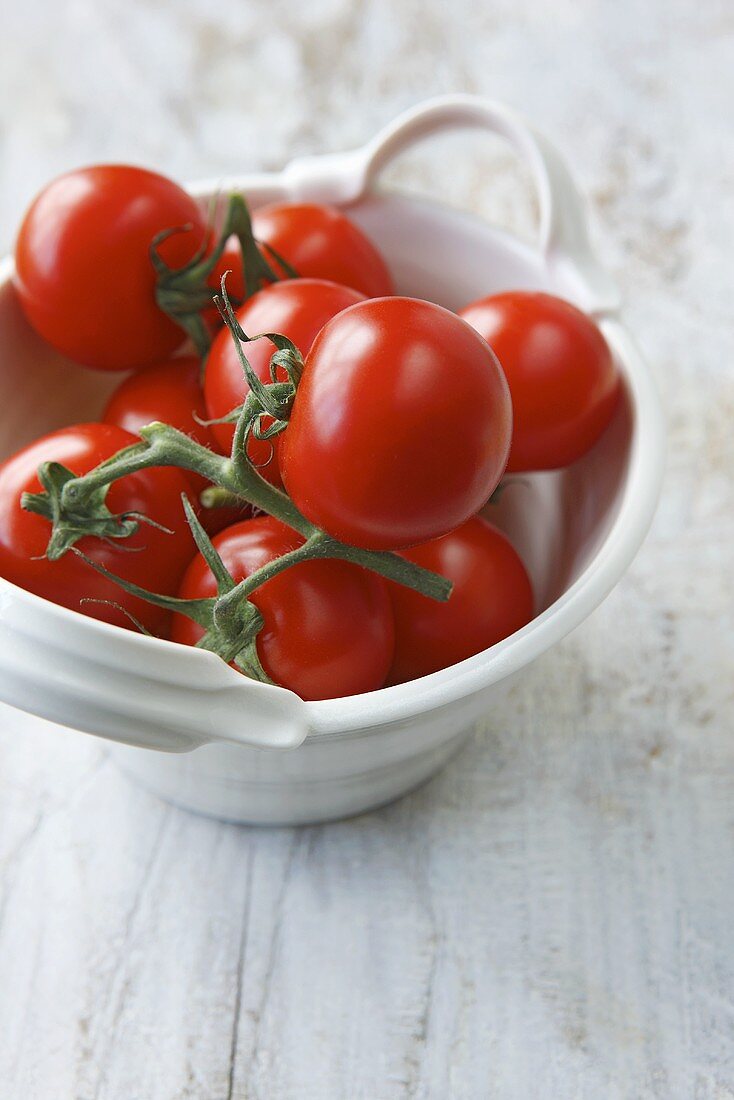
xmin=1 ymin=2 xmax=733 ymax=1097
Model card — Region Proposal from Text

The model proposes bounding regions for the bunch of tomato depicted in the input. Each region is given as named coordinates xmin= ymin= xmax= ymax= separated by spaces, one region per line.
xmin=0 ymin=164 xmax=621 ymax=701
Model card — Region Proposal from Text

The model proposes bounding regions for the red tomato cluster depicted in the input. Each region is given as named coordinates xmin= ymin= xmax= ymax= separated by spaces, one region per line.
xmin=0 ymin=165 xmax=622 ymax=700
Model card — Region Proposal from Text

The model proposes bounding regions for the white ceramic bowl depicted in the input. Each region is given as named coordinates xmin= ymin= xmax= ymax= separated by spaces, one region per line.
xmin=0 ymin=96 xmax=664 ymax=824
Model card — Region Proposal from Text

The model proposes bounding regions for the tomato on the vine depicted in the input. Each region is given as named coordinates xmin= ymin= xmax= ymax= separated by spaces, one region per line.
xmin=204 ymin=278 xmax=365 ymax=483
xmin=387 ymin=517 xmax=534 ymax=685
xmin=251 ymin=202 xmax=394 ymax=298
xmin=459 ymin=291 xmax=620 ymax=471
xmin=280 ymin=296 xmax=513 ymax=551
xmin=103 ymin=357 xmax=251 ymax=532
xmin=14 ymin=166 xmax=206 ymax=371
xmin=171 ymin=516 xmax=394 ymax=700
xmin=0 ymin=423 xmax=195 ymax=632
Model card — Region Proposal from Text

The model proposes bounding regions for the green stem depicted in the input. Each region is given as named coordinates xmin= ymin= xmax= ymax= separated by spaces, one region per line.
xmin=45 ymin=424 xmax=451 ymax=601
xmin=153 ymin=192 xmax=295 ymax=358
xmin=214 ymin=533 xmax=327 ymax=628
xmin=199 ymin=485 xmax=248 ymax=512
xmin=72 ymin=546 xmax=271 ymax=677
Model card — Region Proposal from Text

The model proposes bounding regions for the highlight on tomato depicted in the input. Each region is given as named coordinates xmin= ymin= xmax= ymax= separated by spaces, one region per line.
xmin=251 ymin=202 xmax=395 ymax=298
xmin=171 ymin=516 xmax=395 ymax=701
xmin=386 ymin=517 xmax=534 ymax=685
xmin=14 ymin=166 xmax=207 ymax=372
xmin=204 ymin=277 xmax=365 ymax=481
xmin=459 ymin=291 xmax=621 ymax=472
xmin=0 ymin=424 xmax=195 ymax=633
xmin=280 ymin=296 xmax=513 ymax=551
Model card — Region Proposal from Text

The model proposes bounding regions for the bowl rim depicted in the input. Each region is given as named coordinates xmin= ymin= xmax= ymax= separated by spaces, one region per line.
xmin=0 ymin=189 xmax=665 ymax=740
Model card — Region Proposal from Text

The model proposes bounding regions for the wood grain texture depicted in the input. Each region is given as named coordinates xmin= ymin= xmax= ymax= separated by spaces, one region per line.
xmin=0 ymin=1 xmax=733 ymax=1097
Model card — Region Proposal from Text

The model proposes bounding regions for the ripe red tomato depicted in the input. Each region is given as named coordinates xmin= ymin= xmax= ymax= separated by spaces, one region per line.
xmin=280 ymin=296 xmax=513 ymax=551
xmin=171 ymin=516 xmax=394 ymax=700
xmin=387 ymin=517 xmax=534 ymax=684
xmin=103 ymin=356 xmax=215 ymax=451
xmin=14 ymin=166 xmax=206 ymax=371
xmin=0 ymin=424 xmax=195 ymax=633
xmin=459 ymin=291 xmax=620 ymax=472
xmin=251 ymin=202 xmax=394 ymax=298
xmin=204 ymin=278 xmax=365 ymax=483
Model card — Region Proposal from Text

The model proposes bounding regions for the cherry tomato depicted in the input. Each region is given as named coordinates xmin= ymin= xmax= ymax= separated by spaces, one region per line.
xmin=459 ymin=291 xmax=620 ymax=471
xmin=171 ymin=516 xmax=394 ymax=700
xmin=103 ymin=356 xmax=215 ymax=451
xmin=387 ymin=517 xmax=534 ymax=685
xmin=280 ymin=296 xmax=513 ymax=551
xmin=251 ymin=202 xmax=394 ymax=298
xmin=204 ymin=278 xmax=365 ymax=483
xmin=14 ymin=166 xmax=206 ymax=371
xmin=0 ymin=423 xmax=195 ymax=633
xmin=103 ymin=357 xmax=251 ymax=532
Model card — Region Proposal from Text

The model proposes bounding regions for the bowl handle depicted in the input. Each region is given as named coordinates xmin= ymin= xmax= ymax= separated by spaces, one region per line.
xmin=282 ymin=94 xmax=620 ymax=315
xmin=0 ymin=594 xmax=310 ymax=753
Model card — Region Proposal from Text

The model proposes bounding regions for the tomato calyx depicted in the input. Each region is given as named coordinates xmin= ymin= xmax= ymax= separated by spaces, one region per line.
xmin=74 ymin=494 xmax=379 ymax=688
xmin=73 ymin=496 xmax=274 ymax=681
xmin=153 ymin=192 xmax=298 ymax=359
xmin=21 ymin=459 xmax=161 ymax=560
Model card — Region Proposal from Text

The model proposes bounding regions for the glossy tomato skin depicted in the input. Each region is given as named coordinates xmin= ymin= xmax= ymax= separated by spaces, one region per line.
xmin=103 ymin=356 xmax=215 ymax=450
xmin=251 ymin=202 xmax=394 ymax=298
xmin=459 ymin=291 xmax=620 ymax=472
xmin=280 ymin=296 xmax=513 ymax=551
xmin=171 ymin=516 xmax=394 ymax=701
xmin=14 ymin=166 xmax=206 ymax=371
xmin=204 ymin=278 xmax=365 ymax=483
xmin=0 ymin=424 xmax=195 ymax=633
xmin=387 ymin=517 xmax=534 ymax=685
